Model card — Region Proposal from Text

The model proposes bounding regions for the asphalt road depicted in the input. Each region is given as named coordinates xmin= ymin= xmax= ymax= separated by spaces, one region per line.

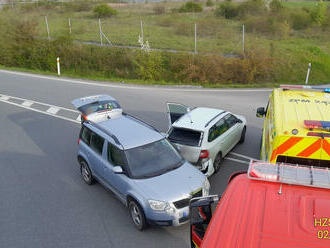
xmin=0 ymin=70 xmax=271 ymax=248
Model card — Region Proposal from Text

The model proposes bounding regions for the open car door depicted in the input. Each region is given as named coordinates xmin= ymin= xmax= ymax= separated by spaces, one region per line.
xmin=166 ymin=102 xmax=190 ymax=130
xmin=72 ymin=95 xmax=122 ymax=123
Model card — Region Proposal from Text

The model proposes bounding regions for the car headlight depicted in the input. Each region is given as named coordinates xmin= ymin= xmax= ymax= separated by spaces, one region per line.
xmin=148 ymin=200 xmax=169 ymax=211
xmin=202 ymin=179 xmax=210 ymax=196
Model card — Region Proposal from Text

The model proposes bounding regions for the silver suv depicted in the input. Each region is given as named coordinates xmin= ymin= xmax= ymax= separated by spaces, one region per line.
xmin=166 ymin=103 xmax=246 ymax=177
xmin=76 ymin=111 xmax=209 ymax=230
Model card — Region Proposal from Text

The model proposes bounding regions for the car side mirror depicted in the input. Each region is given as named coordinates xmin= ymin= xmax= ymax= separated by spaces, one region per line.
xmin=256 ymin=107 xmax=266 ymax=118
xmin=112 ymin=166 xmax=123 ymax=174
xmin=236 ymin=119 xmax=243 ymax=124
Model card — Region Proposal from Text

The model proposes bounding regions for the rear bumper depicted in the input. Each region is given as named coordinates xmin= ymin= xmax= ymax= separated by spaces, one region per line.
xmin=192 ymin=158 xmax=214 ymax=177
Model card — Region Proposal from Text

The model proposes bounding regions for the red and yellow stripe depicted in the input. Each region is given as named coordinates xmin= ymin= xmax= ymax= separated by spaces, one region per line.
xmin=270 ymin=137 xmax=330 ymax=162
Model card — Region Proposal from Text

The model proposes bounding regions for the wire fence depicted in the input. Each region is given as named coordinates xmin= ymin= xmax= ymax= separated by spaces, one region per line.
xmin=40 ymin=16 xmax=245 ymax=55
xmin=2 ymin=0 xmax=245 ymax=55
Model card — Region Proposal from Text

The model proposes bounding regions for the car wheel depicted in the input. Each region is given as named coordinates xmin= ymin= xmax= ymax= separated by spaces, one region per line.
xmin=80 ymin=160 xmax=94 ymax=185
xmin=213 ymin=152 xmax=223 ymax=173
xmin=239 ymin=126 xmax=246 ymax=144
xmin=129 ymin=200 xmax=147 ymax=231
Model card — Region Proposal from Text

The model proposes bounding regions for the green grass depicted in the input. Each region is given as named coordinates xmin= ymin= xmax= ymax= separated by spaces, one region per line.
xmin=282 ymin=1 xmax=330 ymax=8
xmin=0 ymin=0 xmax=329 ymax=86
xmin=0 ymin=63 xmax=326 ymax=89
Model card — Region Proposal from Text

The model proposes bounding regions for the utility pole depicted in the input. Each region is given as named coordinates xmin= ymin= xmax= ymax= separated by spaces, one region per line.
xmin=194 ymin=23 xmax=197 ymax=54
xmin=68 ymin=18 xmax=72 ymax=34
xmin=242 ymin=24 xmax=245 ymax=53
xmin=45 ymin=16 xmax=50 ymax=41
xmin=99 ymin=18 xmax=103 ymax=46
xmin=140 ymin=20 xmax=144 ymax=41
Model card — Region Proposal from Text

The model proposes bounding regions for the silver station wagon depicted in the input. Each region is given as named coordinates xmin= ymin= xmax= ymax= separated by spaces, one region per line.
xmin=166 ymin=103 xmax=247 ymax=177
xmin=76 ymin=107 xmax=209 ymax=230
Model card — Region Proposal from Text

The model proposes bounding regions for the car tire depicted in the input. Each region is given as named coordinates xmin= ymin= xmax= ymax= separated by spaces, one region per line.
xmin=129 ymin=200 xmax=147 ymax=231
xmin=80 ymin=160 xmax=94 ymax=185
xmin=213 ymin=152 xmax=223 ymax=173
xmin=239 ymin=126 xmax=246 ymax=144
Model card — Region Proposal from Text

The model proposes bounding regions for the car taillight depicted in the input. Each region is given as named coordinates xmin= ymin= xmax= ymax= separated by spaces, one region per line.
xmin=199 ymin=150 xmax=209 ymax=159
xmin=82 ymin=114 xmax=87 ymax=121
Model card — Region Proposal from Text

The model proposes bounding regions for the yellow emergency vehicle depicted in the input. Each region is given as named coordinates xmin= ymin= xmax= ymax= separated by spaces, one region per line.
xmin=256 ymin=85 xmax=330 ymax=167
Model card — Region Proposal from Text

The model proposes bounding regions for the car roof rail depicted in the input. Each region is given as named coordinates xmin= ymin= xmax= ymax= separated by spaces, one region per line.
xmin=84 ymin=120 xmax=124 ymax=149
xmin=204 ymin=111 xmax=226 ymax=128
xmin=122 ymin=112 xmax=160 ymax=133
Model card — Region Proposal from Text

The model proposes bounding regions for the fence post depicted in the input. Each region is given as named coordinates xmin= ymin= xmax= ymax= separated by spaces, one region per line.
xmin=305 ymin=63 xmax=311 ymax=85
xmin=194 ymin=23 xmax=197 ymax=54
xmin=68 ymin=18 xmax=72 ymax=34
xmin=45 ymin=16 xmax=50 ymax=41
xmin=242 ymin=24 xmax=245 ymax=53
xmin=57 ymin=57 xmax=61 ymax=76
xmin=99 ymin=19 xmax=103 ymax=46
xmin=140 ymin=20 xmax=144 ymax=41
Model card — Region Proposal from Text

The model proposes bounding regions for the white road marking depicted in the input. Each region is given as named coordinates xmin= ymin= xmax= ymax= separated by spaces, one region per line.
xmin=0 ymin=69 xmax=273 ymax=92
xmin=0 ymin=93 xmax=78 ymax=113
xmin=46 ymin=106 xmax=60 ymax=115
xmin=0 ymin=95 xmax=10 ymax=101
xmin=225 ymin=157 xmax=250 ymax=165
xmin=229 ymin=152 xmax=256 ymax=161
xmin=0 ymin=97 xmax=79 ymax=124
xmin=22 ymin=100 xmax=33 ymax=107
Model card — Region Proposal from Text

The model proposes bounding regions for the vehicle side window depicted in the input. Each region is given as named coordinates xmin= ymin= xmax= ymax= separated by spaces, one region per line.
xmin=90 ymin=132 xmax=104 ymax=155
xmin=225 ymin=114 xmax=238 ymax=128
xmin=108 ymin=143 xmax=125 ymax=166
xmin=80 ymin=126 xmax=92 ymax=145
xmin=208 ymin=119 xmax=229 ymax=142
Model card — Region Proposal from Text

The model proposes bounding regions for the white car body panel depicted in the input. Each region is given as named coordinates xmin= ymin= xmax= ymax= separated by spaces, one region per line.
xmin=167 ymin=105 xmax=247 ymax=177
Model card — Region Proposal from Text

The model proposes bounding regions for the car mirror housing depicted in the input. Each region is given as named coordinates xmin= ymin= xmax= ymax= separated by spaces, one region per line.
xmin=256 ymin=107 xmax=266 ymax=118
xmin=112 ymin=166 xmax=123 ymax=174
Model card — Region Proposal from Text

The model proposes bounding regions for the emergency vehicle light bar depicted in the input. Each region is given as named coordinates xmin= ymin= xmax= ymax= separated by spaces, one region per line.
xmin=304 ymin=120 xmax=330 ymax=131
xmin=280 ymin=85 xmax=330 ymax=92
xmin=248 ymin=160 xmax=330 ymax=189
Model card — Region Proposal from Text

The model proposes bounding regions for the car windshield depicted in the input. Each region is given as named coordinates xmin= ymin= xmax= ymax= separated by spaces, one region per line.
xmin=78 ymin=100 xmax=121 ymax=115
xmin=125 ymin=139 xmax=184 ymax=179
xmin=168 ymin=127 xmax=202 ymax=147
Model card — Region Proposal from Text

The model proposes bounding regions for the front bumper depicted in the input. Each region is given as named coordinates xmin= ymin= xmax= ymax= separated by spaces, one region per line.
xmin=146 ymin=206 xmax=190 ymax=227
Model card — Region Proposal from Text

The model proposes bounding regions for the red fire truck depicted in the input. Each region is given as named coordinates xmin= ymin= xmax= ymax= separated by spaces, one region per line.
xmin=189 ymin=161 xmax=330 ymax=248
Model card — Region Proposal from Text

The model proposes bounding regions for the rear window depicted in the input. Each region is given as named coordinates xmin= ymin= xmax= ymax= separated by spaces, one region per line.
xmin=168 ymin=128 xmax=202 ymax=147
xmin=78 ymin=100 xmax=121 ymax=115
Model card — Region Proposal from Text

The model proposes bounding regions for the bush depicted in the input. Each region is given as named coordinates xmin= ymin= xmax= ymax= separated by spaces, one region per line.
xmin=290 ymin=11 xmax=312 ymax=30
xmin=179 ymin=1 xmax=203 ymax=13
xmin=310 ymin=0 xmax=327 ymax=25
xmin=133 ymin=51 xmax=163 ymax=80
xmin=153 ymin=5 xmax=166 ymax=15
xmin=206 ymin=0 xmax=214 ymax=7
xmin=93 ymin=4 xmax=118 ymax=18
xmin=269 ymin=0 xmax=283 ymax=13
xmin=215 ymin=2 xmax=239 ymax=19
